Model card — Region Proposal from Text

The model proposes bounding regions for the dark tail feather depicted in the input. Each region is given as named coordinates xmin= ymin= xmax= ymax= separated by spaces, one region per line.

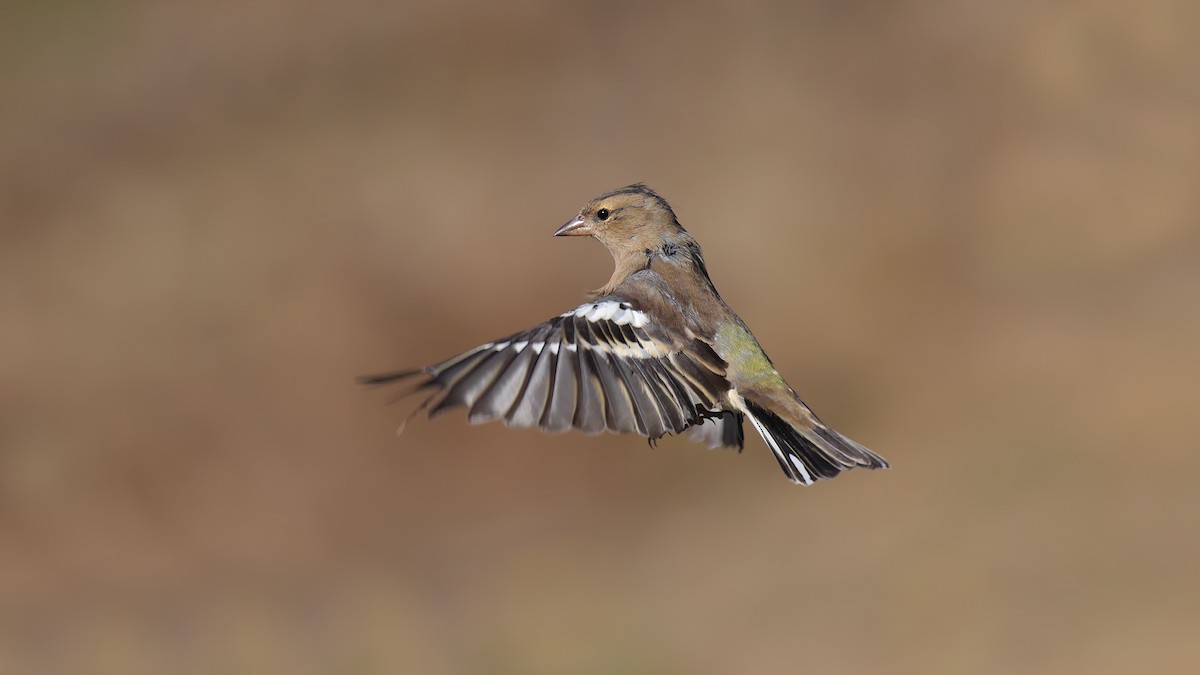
xmin=743 ymin=400 xmax=888 ymax=485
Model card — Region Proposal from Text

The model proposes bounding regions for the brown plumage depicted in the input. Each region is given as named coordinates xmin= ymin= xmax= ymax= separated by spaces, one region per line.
xmin=363 ymin=184 xmax=888 ymax=485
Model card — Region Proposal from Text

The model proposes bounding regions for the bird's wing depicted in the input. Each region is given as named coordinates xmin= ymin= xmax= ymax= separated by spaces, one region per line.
xmin=363 ymin=297 xmax=742 ymax=446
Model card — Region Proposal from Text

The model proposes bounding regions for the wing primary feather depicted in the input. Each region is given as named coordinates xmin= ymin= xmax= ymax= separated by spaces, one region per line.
xmin=429 ymin=348 xmax=495 ymax=390
xmin=428 ymin=343 xmax=497 ymax=378
xmin=624 ymin=357 xmax=672 ymax=437
xmin=431 ymin=348 xmax=515 ymax=417
xmin=590 ymin=352 xmax=639 ymax=434
xmin=395 ymin=389 xmax=442 ymax=435
xmin=609 ymin=358 xmax=657 ymax=437
xmin=505 ymin=341 xmax=556 ymax=428
xmin=573 ymin=346 xmax=608 ymax=434
xmin=660 ymin=366 xmax=706 ymax=411
xmin=642 ymin=359 xmax=701 ymax=431
xmin=540 ymin=344 xmax=577 ymax=432
xmin=469 ymin=345 xmax=534 ymax=424
xmin=667 ymin=352 xmax=726 ymax=405
xmin=358 ymin=369 xmax=423 ymax=386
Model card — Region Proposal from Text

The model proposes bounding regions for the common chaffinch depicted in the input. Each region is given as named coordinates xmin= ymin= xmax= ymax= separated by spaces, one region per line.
xmin=364 ymin=184 xmax=888 ymax=484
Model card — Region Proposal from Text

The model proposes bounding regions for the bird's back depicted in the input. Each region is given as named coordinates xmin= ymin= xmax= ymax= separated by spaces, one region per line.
xmin=614 ymin=256 xmax=799 ymax=408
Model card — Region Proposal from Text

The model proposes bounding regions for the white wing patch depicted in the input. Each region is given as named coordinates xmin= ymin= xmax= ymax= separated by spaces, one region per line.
xmin=566 ymin=300 xmax=650 ymax=328
xmin=475 ymin=301 xmax=660 ymax=361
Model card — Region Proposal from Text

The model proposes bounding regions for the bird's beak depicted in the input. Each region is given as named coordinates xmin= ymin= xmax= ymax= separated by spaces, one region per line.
xmin=554 ymin=217 xmax=592 ymax=237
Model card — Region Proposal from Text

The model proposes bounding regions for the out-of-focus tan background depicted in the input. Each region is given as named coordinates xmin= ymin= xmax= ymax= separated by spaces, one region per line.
xmin=3 ymin=1 xmax=1199 ymax=673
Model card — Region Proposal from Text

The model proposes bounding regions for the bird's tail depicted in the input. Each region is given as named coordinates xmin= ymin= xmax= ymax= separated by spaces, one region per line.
xmin=742 ymin=400 xmax=888 ymax=485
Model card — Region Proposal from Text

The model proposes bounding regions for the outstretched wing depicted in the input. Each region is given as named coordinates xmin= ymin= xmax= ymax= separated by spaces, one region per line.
xmin=363 ymin=297 xmax=742 ymax=447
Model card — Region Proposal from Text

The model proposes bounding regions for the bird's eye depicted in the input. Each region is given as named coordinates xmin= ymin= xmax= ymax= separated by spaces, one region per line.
xmin=596 ymin=208 xmax=610 ymax=220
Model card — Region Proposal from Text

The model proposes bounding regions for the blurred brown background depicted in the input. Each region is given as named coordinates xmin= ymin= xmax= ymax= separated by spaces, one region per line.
xmin=3 ymin=0 xmax=1199 ymax=673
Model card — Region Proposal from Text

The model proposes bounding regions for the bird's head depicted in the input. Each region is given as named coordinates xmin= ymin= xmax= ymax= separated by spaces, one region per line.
xmin=554 ymin=184 xmax=686 ymax=257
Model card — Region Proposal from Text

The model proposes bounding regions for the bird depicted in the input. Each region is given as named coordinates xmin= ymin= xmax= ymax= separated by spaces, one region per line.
xmin=362 ymin=184 xmax=888 ymax=485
